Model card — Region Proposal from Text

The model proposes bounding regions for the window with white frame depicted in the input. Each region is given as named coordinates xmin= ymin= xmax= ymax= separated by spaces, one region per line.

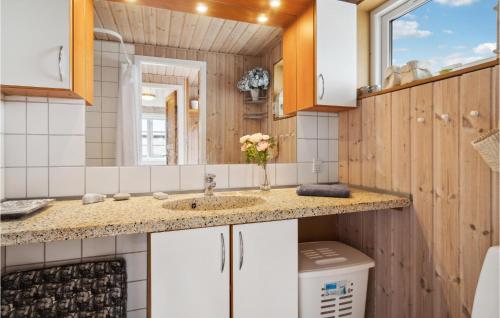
xmin=141 ymin=114 xmax=167 ymax=164
xmin=372 ymin=0 xmax=498 ymax=84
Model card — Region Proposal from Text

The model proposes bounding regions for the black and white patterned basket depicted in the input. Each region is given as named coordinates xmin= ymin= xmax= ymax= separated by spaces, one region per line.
xmin=1 ymin=259 xmax=127 ymax=318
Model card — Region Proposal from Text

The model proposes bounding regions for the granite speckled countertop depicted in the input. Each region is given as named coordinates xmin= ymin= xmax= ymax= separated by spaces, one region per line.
xmin=1 ymin=187 xmax=411 ymax=246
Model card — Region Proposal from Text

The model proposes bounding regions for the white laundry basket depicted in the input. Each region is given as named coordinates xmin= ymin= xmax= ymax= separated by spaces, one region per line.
xmin=299 ymin=241 xmax=375 ymax=318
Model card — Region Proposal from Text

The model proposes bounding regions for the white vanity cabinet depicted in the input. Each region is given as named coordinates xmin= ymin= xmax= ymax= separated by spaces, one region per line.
xmin=1 ymin=0 xmax=72 ymax=89
xmin=315 ymin=0 xmax=357 ymax=107
xmin=149 ymin=219 xmax=298 ymax=318
xmin=232 ymin=219 xmax=298 ymax=318
xmin=150 ymin=226 xmax=230 ymax=318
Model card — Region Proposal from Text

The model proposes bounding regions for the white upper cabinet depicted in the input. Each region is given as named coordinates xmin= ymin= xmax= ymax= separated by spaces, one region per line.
xmin=315 ymin=0 xmax=357 ymax=107
xmin=150 ymin=226 xmax=230 ymax=318
xmin=232 ymin=219 xmax=298 ymax=318
xmin=1 ymin=0 xmax=71 ymax=89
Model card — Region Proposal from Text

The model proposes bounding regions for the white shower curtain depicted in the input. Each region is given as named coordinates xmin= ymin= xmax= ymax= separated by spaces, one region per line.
xmin=116 ymin=63 xmax=140 ymax=166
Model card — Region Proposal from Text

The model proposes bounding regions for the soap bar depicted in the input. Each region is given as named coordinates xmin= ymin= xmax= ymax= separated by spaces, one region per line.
xmin=82 ymin=193 xmax=106 ymax=205
xmin=113 ymin=193 xmax=131 ymax=201
xmin=153 ymin=192 xmax=169 ymax=200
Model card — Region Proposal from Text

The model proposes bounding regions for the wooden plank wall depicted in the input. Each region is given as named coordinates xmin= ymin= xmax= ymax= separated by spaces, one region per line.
xmin=337 ymin=65 xmax=499 ymax=318
xmin=135 ymin=44 xmax=264 ymax=164
xmin=260 ymin=37 xmax=297 ymax=163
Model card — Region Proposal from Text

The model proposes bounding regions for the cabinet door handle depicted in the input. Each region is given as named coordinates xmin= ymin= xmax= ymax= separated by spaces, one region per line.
xmin=319 ymin=73 xmax=325 ymax=100
xmin=238 ymin=231 xmax=244 ymax=270
xmin=220 ymin=233 xmax=225 ymax=273
xmin=58 ymin=45 xmax=64 ymax=82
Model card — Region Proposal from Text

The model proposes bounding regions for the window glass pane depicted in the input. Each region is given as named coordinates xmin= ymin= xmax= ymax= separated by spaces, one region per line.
xmin=152 ymin=119 xmax=166 ymax=132
xmin=391 ymin=0 xmax=497 ymax=73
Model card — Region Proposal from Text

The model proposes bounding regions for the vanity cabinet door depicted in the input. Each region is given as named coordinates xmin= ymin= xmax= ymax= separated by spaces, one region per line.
xmin=150 ymin=226 xmax=230 ymax=318
xmin=1 ymin=0 xmax=71 ymax=89
xmin=232 ymin=219 xmax=298 ymax=318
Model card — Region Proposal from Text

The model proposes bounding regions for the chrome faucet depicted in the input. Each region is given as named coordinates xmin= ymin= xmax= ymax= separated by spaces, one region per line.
xmin=204 ymin=173 xmax=216 ymax=196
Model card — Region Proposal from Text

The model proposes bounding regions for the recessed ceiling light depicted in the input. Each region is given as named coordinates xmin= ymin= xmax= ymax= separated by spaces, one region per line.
xmin=270 ymin=0 xmax=281 ymax=8
xmin=257 ymin=14 xmax=269 ymax=23
xmin=196 ymin=3 xmax=208 ymax=14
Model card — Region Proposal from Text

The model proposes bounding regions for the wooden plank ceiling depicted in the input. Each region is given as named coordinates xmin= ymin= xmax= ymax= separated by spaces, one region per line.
xmin=94 ymin=0 xmax=283 ymax=56
xmin=142 ymin=63 xmax=199 ymax=85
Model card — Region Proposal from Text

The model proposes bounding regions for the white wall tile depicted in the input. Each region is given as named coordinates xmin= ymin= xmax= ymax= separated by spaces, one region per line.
xmin=127 ymin=281 xmax=147 ymax=311
xmin=26 ymin=97 xmax=48 ymax=103
xmin=86 ymin=112 xmax=101 ymax=128
xmin=86 ymin=127 xmax=101 ymax=142
xmin=102 ymin=97 xmax=118 ymax=112
xmin=102 ymin=143 xmax=115 ymax=159
xmin=102 ymin=128 xmax=116 ymax=143
xmin=3 ymin=95 xmax=26 ymax=102
xmin=150 ymin=166 xmax=180 ymax=192
xmin=27 ymin=135 xmax=48 ymax=166
xmin=297 ymin=115 xmax=317 ymax=139
xmin=82 ymin=236 xmax=116 ymax=257
xmin=120 ymin=167 xmax=150 ymax=193
xmin=4 ymin=135 xmax=26 ymax=167
xmin=120 ymin=252 xmax=147 ymax=281
xmin=318 ymin=116 xmax=329 ymax=139
xmin=102 ymin=82 xmax=119 ymax=98
xmin=253 ymin=164 xmax=276 ymax=187
xmin=329 ymin=117 xmax=339 ymax=140
xmin=205 ymin=165 xmax=229 ymax=189
xmin=86 ymin=159 xmax=102 ymax=166
xmin=298 ymin=162 xmax=317 ymax=184
xmin=27 ymin=103 xmax=48 ymax=134
xmin=94 ymin=51 xmax=102 ymax=66
xmin=102 ymin=41 xmax=120 ymax=53
xmin=49 ymin=104 xmax=85 ymax=135
xmin=180 ymin=165 xmax=205 ymax=191
xmin=94 ymin=81 xmax=102 ymax=97
xmin=94 ymin=40 xmax=102 ymax=51
xmin=102 ymin=52 xmax=119 ymax=67
xmin=5 ymin=243 xmax=44 ymax=266
xmin=48 ymin=98 xmax=85 ymax=105
xmin=103 ymin=158 xmax=116 ymax=166
xmin=4 ymin=101 xmax=26 ymax=134
xmin=229 ymin=164 xmax=253 ymax=188
xmin=116 ymin=234 xmax=147 ymax=254
xmin=329 ymin=140 xmax=339 ymax=162
xmin=27 ymin=167 xmax=48 ymax=197
xmin=318 ymin=140 xmax=329 ymax=162
xmin=45 ymin=240 xmax=81 ymax=262
xmin=49 ymin=167 xmax=85 ymax=197
xmin=0 ymin=168 xmax=5 ymax=200
xmin=86 ymin=167 xmax=119 ymax=194
xmin=102 ymin=67 xmax=119 ymax=82
xmin=275 ymin=163 xmax=298 ymax=186
xmin=93 ymin=65 xmax=102 ymax=81
xmin=101 ymin=113 xmax=116 ymax=128
xmin=297 ymin=139 xmax=317 ymax=163
xmin=86 ymin=143 xmax=102 ymax=159
xmin=49 ymin=136 xmax=85 ymax=166
xmin=318 ymin=162 xmax=329 ymax=183
xmin=329 ymin=162 xmax=339 ymax=183
xmin=5 ymin=167 xmax=26 ymax=198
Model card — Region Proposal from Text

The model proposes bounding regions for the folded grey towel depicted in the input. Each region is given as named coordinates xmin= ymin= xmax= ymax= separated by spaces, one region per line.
xmin=296 ymin=184 xmax=351 ymax=198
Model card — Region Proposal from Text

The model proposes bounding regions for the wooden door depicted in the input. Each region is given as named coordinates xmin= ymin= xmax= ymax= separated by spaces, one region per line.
xmin=149 ymin=226 xmax=230 ymax=318
xmin=232 ymin=219 xmax=298 ymax=318
xmin=283 ymin=20 xmax=298 ymax=115
xmin=166 ymin=91 xmax=177 ymax=165
xmin=315 ymin=0 xmax=357 ymax=107
xmin=1 ymin=0 xmax=71 ymax=89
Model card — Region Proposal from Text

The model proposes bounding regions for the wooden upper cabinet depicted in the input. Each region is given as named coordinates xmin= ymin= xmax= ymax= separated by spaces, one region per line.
xmin=1 ymin=0 xmax=94 ymax=105
xmin=282 ymin=0 xmax=357 ymax=114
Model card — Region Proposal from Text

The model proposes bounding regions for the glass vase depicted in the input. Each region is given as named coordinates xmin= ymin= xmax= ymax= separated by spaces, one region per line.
xmin=259 ymin=164 xmax=271 ymax=191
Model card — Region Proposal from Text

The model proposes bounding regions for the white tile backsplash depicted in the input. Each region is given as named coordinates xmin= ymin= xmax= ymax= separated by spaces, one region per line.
xmin=49 ymin=135 xmax=85 ymax=166
xmin=297 ymin=139 xmax=317 ymax=163
xmin=27 ymin=167 xmax=48 ymax=197
xmin=4 ymin=101 xmax=26 ymax=134
xmin=82 ymin=236 xmax=116 ymax=258
xmin=127 ymin=281 xmax=148 ymax=311
xmin=253 ymin=164 xmax=276 ymax=187
xmin=298 ymin=162 xmax=317 ymax=184
xmin=318 ymin=139 xmax=329 ymax=162
xmin=318 ymin=116 xmax=329 ymax=139
xmin=116 ymin=234 xmax=148 ymax=254
xmin=27 ymin=135 xmax=48 ymax=166
xmin=86 ymin=167 xmax=119 ymax=194
xmin=180 ymin=165 xmax=205 ymax=191
xmin=229 ymin=164 xmax=253 ymax=188
xmin=45 ymin=240 xmax=81 ymax=262
xmin=119 ymin=167 xmax=150 ymax=193
xmin=5 ymin=167 xmax=26 ymax=198
xmin=275 ymin=163 xmax=298 ymax=186
xmin=297 ymin=115 xmax=317 ymax=139
xmin=49 ymin=103 xmax=85 ymax=135
xmin=49 ymin=167 xmax=85 ymax=197
xmin=4 ymin=135 xmax=26 ymax=167
xmin=205 ymin=165 xmax=229 ymax=189
xmin=150 ymin=166 xmax=180 ymax=192
xmin=5 ymin=243 xmax=44 ymax=266
xmin=27 ymin=102 xmax=48 ymax=134
xmin=120 ymin=252 xmax=147 ymax=281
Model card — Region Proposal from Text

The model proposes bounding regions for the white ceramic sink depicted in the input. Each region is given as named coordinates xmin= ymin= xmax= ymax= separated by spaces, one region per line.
xmin=162 ymin=195 xmax=265 ymax=211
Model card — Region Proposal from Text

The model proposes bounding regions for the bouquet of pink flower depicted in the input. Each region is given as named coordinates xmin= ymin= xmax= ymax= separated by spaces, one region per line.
xmin=239 ymin=133 xmax=276 ymax=166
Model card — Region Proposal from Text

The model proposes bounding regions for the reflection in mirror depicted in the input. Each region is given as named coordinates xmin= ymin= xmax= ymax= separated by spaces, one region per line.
xmin=89 ymin=1 xmax=297 ymax=167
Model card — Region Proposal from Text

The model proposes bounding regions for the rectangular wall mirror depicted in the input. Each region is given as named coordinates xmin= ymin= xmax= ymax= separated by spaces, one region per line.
xmin=89 ymin=1 xmax=298 ymax=167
